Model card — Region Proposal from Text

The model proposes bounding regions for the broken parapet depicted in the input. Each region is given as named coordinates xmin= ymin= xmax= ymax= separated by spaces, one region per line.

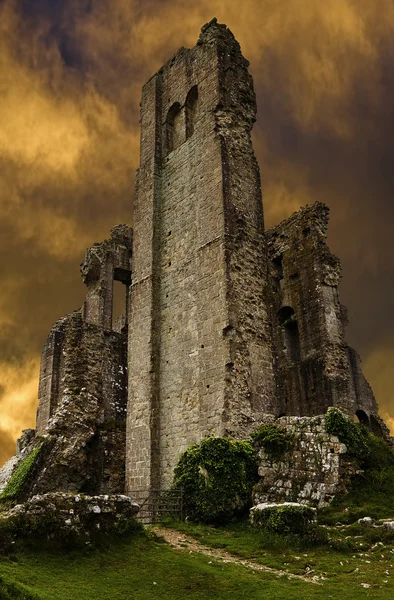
xmin=266 ymin=202 xmax=382 ymax=431
xmin=81 ymin=224 xmax=132 ymax=330
xmin=253 ymin=415 xmax=358 ymax=508
xmin=0 ymin=226 xmax=132 ymax=501
xmin=37 ymin=224 xmax=132 ymax=437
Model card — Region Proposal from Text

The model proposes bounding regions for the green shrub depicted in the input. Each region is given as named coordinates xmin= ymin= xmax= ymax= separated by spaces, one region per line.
xmin=250 ymin=503 xmax=316 ymax=536
xmin=362 ymin=434 xmax=394 ymax=469
xmin=325 ymin=407 xmax=371 ymax=462
xmin=325 ymin=407 xmax=394 ymax=468
xmin=173 ymin=437 xmax=258 ymax=524
xmin=0 ymin=445 xmax=44 ymax=505
xmin=251 ymin=424 xmax=294 ymax=458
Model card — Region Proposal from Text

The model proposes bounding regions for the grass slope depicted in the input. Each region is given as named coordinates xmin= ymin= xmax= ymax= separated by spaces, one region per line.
xmin=0 ymin=524 xmax=394 ymax=600
xmin=2 ymin=431 xmax=394 ymax=599
xmin=0 ymin=531 xmax=311 ymax=600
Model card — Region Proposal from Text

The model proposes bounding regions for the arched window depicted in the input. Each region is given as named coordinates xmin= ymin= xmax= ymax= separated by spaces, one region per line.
xmin=165 ymin=102 xmax=182 ymax=155
xmin=277 ymin=306 xmax=300 ymax=362
xmin=370 ymin=415 xmax=384 ymax=437
xmin=277 ymin=306 xmax=295 ymax=326
xmin=355 ymin=409 xmax=370 ymax=427
xmin=185 ymin=85 xmax=198 ymax=139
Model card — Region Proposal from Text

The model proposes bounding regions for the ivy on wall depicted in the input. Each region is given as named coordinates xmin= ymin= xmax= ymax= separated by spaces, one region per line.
xmin=325 ymin=407 xmax=394 ymax=468
xmin=173 ymin=437 xmax=257 ymax=524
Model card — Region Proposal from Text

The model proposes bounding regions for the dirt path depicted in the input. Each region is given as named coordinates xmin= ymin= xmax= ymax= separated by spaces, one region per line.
xmin=152 ymin=526 xmax=321 ymax=584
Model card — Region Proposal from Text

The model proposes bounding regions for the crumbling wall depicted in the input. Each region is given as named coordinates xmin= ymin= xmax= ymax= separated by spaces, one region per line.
xmin=253 ymin=415 xmax=357 ymax=507
xmin=25 ymin=225 xmax=132 ymax=495
xmin=127 ymin=19 xmax=275 ymax=492
xmin=266 ymin=203 xmax=381 ymax=427
xmin=32 ymin=312 xmax=128 ymax=494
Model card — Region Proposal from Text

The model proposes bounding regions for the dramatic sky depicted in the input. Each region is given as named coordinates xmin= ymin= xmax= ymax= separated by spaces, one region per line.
xmin=1 ymin=0 xmax=394 ymax=465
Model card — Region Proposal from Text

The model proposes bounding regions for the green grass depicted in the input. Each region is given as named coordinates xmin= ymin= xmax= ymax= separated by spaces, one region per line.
xmin=160 ymin=517 xmax=394 ymax=595
xmin=1 ymin=524 xmax=394 ymax=599
xmin=0 ymin=530 xmax=312 ymax=600
xmin=319 ymin=467 xmax=394 ymax=525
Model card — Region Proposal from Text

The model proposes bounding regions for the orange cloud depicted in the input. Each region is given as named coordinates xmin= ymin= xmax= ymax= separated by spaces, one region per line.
xmin=0 ymin=358 xmax=39 ymax=445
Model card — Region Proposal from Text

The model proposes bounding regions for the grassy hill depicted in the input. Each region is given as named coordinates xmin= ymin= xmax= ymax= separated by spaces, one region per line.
xmin=1 ymin=510 xmax=394 ymax=600
xmin=1 ymin=421 xmax=394 ymax=599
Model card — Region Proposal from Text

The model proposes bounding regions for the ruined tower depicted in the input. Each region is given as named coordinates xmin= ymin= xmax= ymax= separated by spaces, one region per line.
xmin=126 ymin=19 xmax=276 ymax=491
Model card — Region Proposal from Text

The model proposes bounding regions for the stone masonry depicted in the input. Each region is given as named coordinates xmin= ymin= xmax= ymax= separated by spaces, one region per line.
xmin=127 ymin=19 xmax=276 ymax=492
xmin=6 ymin=225 xmax=132 ymax=497
xmin=266 ymin=203 xmax=386 ymax=433
xmin=253 ymin=415 xmax=358 ymax=507
xmin=0 ymin=19 xmax=389 ymax=505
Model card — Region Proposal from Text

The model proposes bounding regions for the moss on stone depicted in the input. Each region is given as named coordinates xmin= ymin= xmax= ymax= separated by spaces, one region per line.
xmin=251 ymin=424 xmax=294 ymax=458
xmin=0 ymin=445 xmax=43 ymax=505
xmin=250 ymin=503 xmax=316 ymax=535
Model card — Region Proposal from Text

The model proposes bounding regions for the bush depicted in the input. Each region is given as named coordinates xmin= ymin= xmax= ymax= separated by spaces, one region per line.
xmin=250 ymin=502 xmax=317 ymax=536
xmin=325 ymin=407 xmax=371 ymax=461
xmin=173 ymin=437 xmax=258 ymax=524
xmin=251 ymin=424 xmax=294 ymax=458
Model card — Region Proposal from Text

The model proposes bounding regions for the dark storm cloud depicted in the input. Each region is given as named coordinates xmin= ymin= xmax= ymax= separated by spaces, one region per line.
xmin=1 ymin=0 xmax=394 ymax=462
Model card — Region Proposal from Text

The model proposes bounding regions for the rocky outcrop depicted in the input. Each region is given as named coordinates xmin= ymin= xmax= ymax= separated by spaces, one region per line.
xmin=250 ymin=502 xmax=317 ymax=535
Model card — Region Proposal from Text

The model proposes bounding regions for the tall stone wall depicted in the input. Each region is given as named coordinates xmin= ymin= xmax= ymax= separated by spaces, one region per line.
xmin=127 ymin=19 xmax=275 ymax=491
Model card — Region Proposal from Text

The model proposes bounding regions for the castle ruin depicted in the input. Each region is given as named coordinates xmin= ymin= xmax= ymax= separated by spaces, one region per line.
xmin=0 ymin=19 xmax=389 ymax=506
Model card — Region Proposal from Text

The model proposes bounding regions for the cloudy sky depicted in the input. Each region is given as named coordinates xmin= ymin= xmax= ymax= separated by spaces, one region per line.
xmin=1 ymin=0 xmax=394 ymax=465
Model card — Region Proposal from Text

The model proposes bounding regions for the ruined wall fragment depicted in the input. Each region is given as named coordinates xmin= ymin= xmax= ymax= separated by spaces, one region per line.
xmin=266 ymin=202 xmax=381 ymax=427
xmin=253 ymin=415 xmax=357 ymax=507
xmin=30 ymin=225 xmax=132 ymax=495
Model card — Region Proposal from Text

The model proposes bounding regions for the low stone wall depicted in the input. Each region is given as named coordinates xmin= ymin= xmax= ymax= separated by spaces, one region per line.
xmin=253 ymin=415 xmax=357 ymax=507
xmin=0 ymin=493 xmax=139 ymax=546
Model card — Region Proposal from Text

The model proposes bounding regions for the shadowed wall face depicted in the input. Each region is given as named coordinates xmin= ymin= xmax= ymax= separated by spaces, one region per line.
xmin=126 ymin=20 xmax=275 ymax=491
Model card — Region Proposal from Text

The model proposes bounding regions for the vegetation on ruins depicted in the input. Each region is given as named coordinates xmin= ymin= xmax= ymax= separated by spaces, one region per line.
xmin=325 ymin=407 xmax=371 ymax=461
xmin=250 ymin=503 xmax=316 ymax=536
xmin=250 ymin=423 xmax=295 ymax=457
xmin=0 ymin=445 xmax=44 ymax=506
xmin=172 ymin=437 xmax=257 ymax=524
xmin=325 ymin=407 xmax=394 ymax=468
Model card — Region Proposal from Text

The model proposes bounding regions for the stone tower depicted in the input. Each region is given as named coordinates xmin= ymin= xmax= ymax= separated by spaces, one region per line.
xmin=126 ymin=19 xmax=276 ymax=491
